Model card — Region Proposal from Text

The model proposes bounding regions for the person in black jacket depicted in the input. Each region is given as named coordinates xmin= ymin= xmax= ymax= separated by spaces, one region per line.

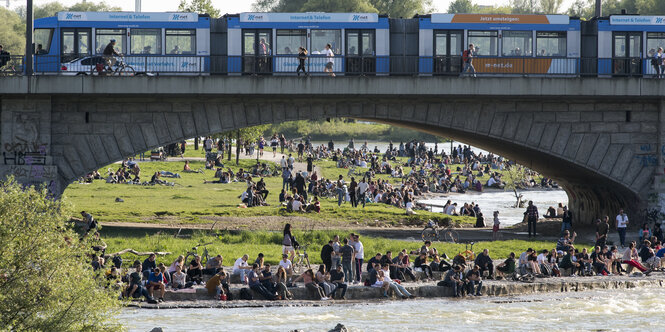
xmin=296 ymin=46 xmax=308 ymax=76
xmin=474 ymin=249 xmax=494 ymax=279
xmin=320 ymin=241 xmax=334 ymax=273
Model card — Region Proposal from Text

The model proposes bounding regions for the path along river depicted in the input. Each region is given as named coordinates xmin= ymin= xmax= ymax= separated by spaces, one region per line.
xmin=119 ymin=286 xmax=664 ymax=331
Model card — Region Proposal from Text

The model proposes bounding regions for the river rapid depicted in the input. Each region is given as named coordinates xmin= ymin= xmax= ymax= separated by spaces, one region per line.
xmin=119 ymin=287 xmax=665 ymax=331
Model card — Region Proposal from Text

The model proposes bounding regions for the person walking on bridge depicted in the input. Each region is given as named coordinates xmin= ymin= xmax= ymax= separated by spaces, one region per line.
xmin=461 ymin=43 xmax=476 ymax=78
xmin=525 ymin=201 xmax=538 ymax=238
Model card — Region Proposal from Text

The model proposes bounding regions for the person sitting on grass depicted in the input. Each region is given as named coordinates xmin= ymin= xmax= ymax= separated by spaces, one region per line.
xmin=187 ymin=255 xmax=203 ymax=285
xmin=147 ymin=268 xmax=166 ymax=302
xmin=125 ymin=261 xmax=158 ymax=304
xmin=495 ymin=252 xmax=516 ymax=279
xmin=293 ymin=268 xmax=328 ymax=300
xmin=305 ymin=196 xmax=321 ymax=213
xmin=206 ymin=270 xmax=231 ymax=299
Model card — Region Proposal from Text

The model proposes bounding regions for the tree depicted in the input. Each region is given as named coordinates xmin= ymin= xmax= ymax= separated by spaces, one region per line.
xmin=67 ymin=1 xmax=122 ymax=12
xmin=0 ymin=7 xmax=25 ymax=55
xmin=540 ymin=0 xmax=564 ymax=13
xmin=510 ymin=0 xmax=540 ymax=14
xmin=503 ymin=164 xmax=529 ymax=208
xmin=178 ymin=0 xmax=221 ymax=18
xmin=371 ymin=0 xmax=433 ymax=18
xmin=0 ymin=178 xmax=121 ymax=331
xmin=217 ymin=125 xmax=271 ymax=164
xmin=15 ymin=1 xmax=66 ymax=20
xmin=447 ymin=0 xmax=476 ymax=13
xmin=301 ymin=0 xmax=378 ymax=13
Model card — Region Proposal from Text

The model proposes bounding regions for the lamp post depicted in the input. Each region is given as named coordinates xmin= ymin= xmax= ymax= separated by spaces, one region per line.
xmin=25 ymin=0 xmax=33 ymax=75
xmin=595 ymin=0 xmax=602 ymax=18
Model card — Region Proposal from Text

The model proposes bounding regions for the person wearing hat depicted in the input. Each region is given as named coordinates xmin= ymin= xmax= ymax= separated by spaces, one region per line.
xmin=103 ymin=39 xmax=122 ymax=68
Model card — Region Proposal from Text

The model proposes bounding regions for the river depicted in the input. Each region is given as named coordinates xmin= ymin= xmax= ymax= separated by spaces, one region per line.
xmin=119 ymin=287 xmax=664 ymax=331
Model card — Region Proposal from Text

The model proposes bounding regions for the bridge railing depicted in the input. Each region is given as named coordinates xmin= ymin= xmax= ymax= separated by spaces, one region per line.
xmin=1 ymin=54 xmax=662 ymax=77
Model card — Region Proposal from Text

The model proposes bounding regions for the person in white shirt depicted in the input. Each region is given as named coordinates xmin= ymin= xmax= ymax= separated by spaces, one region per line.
xmin=381 ymin=264 xmax=413 ymax=299
xmin=232 ymin=254 xmax=252 ymax=284
xmin=292 ymin=198 xmax=303 ymax=212
xmin=353 ymin=235 xmax=364 ymax=284
xmin=278 ymin=254 xmax=293 ymax=277
xmin=445 ymin=203 xmax=458 ymax=216
xmin=324 ymin=43 xmax=335 ymax=77
xmin=616 ymin=209 xmax=629 ymax=247
xmin=357 ymin=178 xmax=369 ymax=208
xmin=280 ymin=156 xmax=287 ymax=169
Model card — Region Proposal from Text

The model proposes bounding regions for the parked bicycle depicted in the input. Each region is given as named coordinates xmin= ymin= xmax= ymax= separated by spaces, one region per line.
xmin=292 ymin=244 xmax=311 ymax=273
xmin=184 ymin=242 xmax=212 ymax=266
xmin=421 ymin=219 xmax=459 ymax=243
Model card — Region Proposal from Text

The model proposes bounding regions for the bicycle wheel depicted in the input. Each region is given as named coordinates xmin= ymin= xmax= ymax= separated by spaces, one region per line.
xmin=421 ymin=228 xmax=437 ymax=242
xmin=118 ymin=65 xmax=135 ymax=76
xmin=443 ymin=229 xmax=460 ymax=243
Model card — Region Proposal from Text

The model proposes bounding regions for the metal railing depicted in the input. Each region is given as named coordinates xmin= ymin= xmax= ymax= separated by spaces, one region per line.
xmin=1 ymin=54 xmax=663 ymax=78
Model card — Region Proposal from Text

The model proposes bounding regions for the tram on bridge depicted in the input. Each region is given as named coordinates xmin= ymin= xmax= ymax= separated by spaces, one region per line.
xmin=28 ymin=11 xmax=665 ymax=77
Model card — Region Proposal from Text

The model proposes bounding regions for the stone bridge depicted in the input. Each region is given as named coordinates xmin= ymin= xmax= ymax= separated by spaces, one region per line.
xmin=1 ymin=76 xmax=665 ymax=224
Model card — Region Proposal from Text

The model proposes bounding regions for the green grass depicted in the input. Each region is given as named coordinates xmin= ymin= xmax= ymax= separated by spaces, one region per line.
xmin=102 ymin=229 xmax=570 ymax=267
xmin=64 ymin=158 xmax=474 ymax=226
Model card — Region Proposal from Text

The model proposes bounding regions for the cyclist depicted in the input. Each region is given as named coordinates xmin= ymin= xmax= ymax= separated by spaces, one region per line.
xmin=103 ymin=39 xmax=122 ymax=69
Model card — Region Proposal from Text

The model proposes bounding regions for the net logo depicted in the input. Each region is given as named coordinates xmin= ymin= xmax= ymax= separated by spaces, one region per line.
xmin=64 ymin=13 xmax=83 ymax=20
xmin=171 ymin=14 xmax=190 ymax=21
xmin=352 ymin=15 xmax=369 ymax=21
xmin=656 ymin=17 xmax=664 ymax=24
xmin=247 ymin=14 xmax=264 ymax=21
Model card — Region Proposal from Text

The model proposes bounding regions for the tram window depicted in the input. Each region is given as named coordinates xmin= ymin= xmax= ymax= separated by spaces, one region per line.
xmin=35 ymin=29 xmax=53 ymax=54
xmin=276 ymin=30 xmax=306 ymax=55
xmin=311 ymin=30 xmax=341 ymax=55
xmin=536 ymin=32 xmax=566 ymax=57
xmin=502 ymin=31 xmax=532 ymax=56
xmin=468 ymin=31 xmax=498 ymax=56
xmin=647 ymin=33 xmax=665 ymax=57
xmin=131 ymin=29 xmax=162 ymax=55
xmin=166 ymin=29 xmax=196 ymax=54
xmin=96 ymin=29 xmax=125 ymax=54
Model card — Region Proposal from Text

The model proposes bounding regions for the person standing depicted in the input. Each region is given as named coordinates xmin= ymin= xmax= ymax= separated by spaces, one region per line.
xmin=616 ymin=209 xmax=629 ymax=247
xmin=349 ymin=177 xmax=358 ymax=208
xmin=353 ymin=235 xmax=364 ymax=284
xmin=461 ymin=43 xmax=476 ymax=77
xmin=525 ymin=201 xmax=539 ymax=238
xmin=336 ymin=175 xmax=345 ymax=207
xmin=324 ymin=43 xmax=335 ymax=77
xmin=596 ymin=216 xmax=610 ymax=248
xmin=357 ymin=177 xmax=369 ymax=208
xmin=320 ymin=240 xmax=334 ymax=273
xmin=296 ymin=46 xmax=308 ymax=76
xmin=560 ymin=206 xmax=573 ymax=236
xmin=339 ymin=238 xmax=355 ymax=283
xmin=652 ymin=47 xmax=663 ymax=78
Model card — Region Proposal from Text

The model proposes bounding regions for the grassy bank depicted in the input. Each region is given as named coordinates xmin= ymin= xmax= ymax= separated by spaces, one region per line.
xmin=101 ymin=229 xmax=567 ymax=267
xmin=64 ymin=159 xmax=474 ymax=226
xmin=263 ymin=119 xmax=446 ymax=142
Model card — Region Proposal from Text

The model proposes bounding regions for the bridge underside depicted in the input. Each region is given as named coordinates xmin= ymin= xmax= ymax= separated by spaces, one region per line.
xmin=0 ymin=91 xmax=660 ymax=224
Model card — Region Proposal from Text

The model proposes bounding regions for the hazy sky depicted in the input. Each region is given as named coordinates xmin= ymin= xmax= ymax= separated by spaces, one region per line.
xmin=10 ymin=0 xmax=580 ymax=15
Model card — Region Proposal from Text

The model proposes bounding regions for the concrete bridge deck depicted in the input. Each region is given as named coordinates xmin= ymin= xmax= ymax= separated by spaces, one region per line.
xmin=1 ymin=76 xmax=665 ymax=99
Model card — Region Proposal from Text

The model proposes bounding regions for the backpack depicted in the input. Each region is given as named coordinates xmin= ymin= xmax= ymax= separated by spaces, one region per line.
xmin=239 ymin=288 xmax=253 ymax=300
xmin=462 ymin=50 xmax=470 ymax=63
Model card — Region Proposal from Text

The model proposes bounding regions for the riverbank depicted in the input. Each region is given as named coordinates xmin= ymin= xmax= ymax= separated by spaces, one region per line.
xmin=128 ymin=273 xmax=665 ymax=309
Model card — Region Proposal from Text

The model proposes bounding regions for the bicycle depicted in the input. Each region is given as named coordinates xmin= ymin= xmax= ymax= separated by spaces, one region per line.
xmin=292 ymin=244 xmax=311 ymax=274
xmin=184 ymin=242 xmax=212 ymax=266
xmin=421 ymin=219 xmax=460 ymax=243
xmin=0 ymin=58 xmax=21 ymax=76
xmin=104 ymin=56 xmax=135 ymax=76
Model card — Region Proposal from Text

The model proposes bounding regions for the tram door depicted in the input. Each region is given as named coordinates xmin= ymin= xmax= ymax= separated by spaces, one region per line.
xmin=61 ymin=28 xmax=91 ymax=64
xmin=243 ymin=29 xmax=272 ymax=74
xmin=434 ymin=30 xmax=463 ymax=75
xmin=612 ymin=31 xmax=642 ymax=76
xmin=346 ymin=30 xmax=375 ymax=75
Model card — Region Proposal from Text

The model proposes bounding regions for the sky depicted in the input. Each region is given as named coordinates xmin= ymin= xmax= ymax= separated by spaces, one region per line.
xmin=9 ymin=0 xmax=580 ymax=15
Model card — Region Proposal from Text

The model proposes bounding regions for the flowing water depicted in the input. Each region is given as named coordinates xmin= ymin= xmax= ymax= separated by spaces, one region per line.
xmin=419 ymin=189 xmax=569 ymax=226
xmin=119 ymin=287 xmax=665 ymax=331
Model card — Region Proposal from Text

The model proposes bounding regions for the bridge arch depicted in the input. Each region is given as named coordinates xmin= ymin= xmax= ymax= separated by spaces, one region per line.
xmin=37 ymin=95 xmax=654 ymax=223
